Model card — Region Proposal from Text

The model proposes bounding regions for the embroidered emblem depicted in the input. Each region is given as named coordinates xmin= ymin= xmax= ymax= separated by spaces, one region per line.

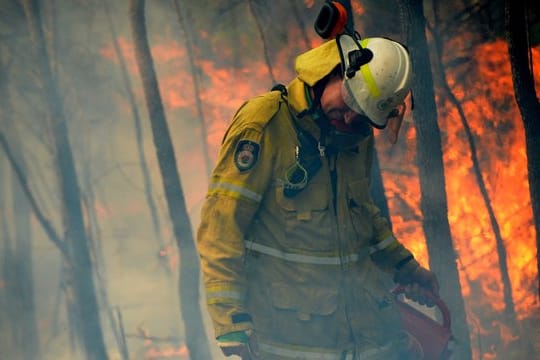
xmin=234 ymin=140 xmax=260 ymax=172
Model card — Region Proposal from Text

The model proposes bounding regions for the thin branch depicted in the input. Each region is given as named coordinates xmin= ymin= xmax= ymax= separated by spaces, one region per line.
xmin=173 ymin=0 xmax=212 ymax=178
xmin=247 ymin=0 xmax=276 ymax=84
xmin=116 ymin=308 xmax=130 ymax=360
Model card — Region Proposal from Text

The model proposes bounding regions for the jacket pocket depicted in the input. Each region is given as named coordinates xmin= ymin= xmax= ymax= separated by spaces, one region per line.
xmin=269 ymin=283 xmax=340 ymax=347
xmin=274 ymin=182 xmax=334 ymax=252
xmin=353 ymin=265 xmax=402 ymax=343
xmin=347 ymin=179 xmax=374 ymax=243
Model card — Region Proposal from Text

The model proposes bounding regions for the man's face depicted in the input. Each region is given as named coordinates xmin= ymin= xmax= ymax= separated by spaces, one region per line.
xmin=319 ymin=75 xmax=365 ymax=133
xmin=319 ymin=74 xmax=408 ymax=144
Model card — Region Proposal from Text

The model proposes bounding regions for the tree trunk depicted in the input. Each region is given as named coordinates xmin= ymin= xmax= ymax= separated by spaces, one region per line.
xmin=0 ymin=50 xmax=40 ymax=360
xmin=128 ymin=1 xmax=212 ymax=358
xmin=431 ymin=0 xmax=518 ymax=329
xmin=505 ymin=0 xmax=540 ymax=300
xmin=398 ymin=1 xmax=472 ymax=358
xmin=21 ymin=1 xmax=108 ymax=359
xmin=247 ymin=0 xmax=276 ymax=84
xmin=101 ymin=0 xmax=165 ymax=254
xmin=0 ymin=154 xmax=18 ymax=358
xmin=289 ymin=0 xmax=311 ymax=50
xmin=80 ymin=161 xmax=131 ymax=360
xmin=11 ymin=147 xmax=41 ymax=360
xmin=173 ymin=0 xmax=213 ymax=179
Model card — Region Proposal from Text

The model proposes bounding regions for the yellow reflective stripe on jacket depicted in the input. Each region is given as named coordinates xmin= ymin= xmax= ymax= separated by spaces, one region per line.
xmin=359 ymin=38 xmax=381 ymax=98
xmin=245 ymin=241 xmax=369 ymax=265
xmin=208 ymin=180 xmax=263 ymax=203
xmin=205 ymin=284 xmax=243 ymax=305
xmin=369 ymin=235 xmax=398 ymax=255
xmin=258 ymin=341 xmax=354 ymax=360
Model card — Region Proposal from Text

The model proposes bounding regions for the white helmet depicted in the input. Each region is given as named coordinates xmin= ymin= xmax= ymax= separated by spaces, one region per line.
xmin=338 ymin=35 xmax=412 ymax=128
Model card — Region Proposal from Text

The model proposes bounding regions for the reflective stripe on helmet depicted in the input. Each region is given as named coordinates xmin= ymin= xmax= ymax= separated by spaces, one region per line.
xmin=359 ymin=38 xmax=381 ymax=98
xmin=339 ymin=35 xmax=412 ymax=127
xmin=208 ymin=180 xmax=263 ymax=203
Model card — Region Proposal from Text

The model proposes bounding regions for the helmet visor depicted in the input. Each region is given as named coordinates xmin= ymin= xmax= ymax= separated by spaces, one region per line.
xmin=341 ymin=78 xmax=365 ymax=115
xmin=341 ymin=79 xmax=389 ymax=129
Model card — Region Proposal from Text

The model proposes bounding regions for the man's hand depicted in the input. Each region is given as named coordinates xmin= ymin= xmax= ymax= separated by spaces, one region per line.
xmin=394 ymin=265 xmax=440 ymax=307
xmin=217 ymin=330 xmax=259 ymax=359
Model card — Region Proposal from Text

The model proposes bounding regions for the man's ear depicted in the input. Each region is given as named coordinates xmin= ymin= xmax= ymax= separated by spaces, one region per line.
xmin=386 ymin=103 xmax=406 ymax=144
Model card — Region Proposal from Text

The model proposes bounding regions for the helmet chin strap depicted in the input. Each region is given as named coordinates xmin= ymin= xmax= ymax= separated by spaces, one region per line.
xmin=297 ymin=83 xmax=331 ymax=157
xmin=369 ymin=118 xmax=388 ymax=130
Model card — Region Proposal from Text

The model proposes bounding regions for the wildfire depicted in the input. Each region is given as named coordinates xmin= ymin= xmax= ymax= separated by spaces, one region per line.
xmin=101 ymin=16 xmax=538 ymax=360
xmin=444 ymin=40 xmax=538 ymax=319
xmin=376 ymin=39 xmax=539 ymax=358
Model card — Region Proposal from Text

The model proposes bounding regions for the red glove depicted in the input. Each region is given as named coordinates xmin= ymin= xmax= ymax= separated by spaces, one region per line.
xmin=394 ymin=263 xmax=440 ymax=307
xmin=217 ymin=330 xmax=259 ymax=359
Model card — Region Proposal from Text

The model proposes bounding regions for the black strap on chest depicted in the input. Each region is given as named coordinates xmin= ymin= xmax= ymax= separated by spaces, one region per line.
xmin=271 ymin=84 xmax=322 ymax=198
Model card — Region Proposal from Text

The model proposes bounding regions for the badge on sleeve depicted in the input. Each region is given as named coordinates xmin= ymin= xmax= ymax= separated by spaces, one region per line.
xmin=234 ymin=140 xmax=260 ymax=172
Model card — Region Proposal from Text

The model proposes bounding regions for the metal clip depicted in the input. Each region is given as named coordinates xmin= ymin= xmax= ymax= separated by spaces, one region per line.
xmin=317 ymin=142 xmax=326 ymax=157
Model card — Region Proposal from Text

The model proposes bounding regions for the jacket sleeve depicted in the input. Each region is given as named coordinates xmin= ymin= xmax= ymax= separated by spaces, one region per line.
xmin=363 ymin=135 xmax=419 ymax=274
xmin=196 ymin=105 xmax=275 ymax=338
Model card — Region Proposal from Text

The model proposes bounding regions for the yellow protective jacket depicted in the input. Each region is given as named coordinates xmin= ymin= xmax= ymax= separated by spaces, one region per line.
xmin=197 ymin=40 xmax=419 ymax=359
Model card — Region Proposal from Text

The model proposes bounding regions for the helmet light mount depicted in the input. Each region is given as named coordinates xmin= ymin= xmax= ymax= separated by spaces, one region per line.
xmin=344 ymin=38 xmax=373 ymax=78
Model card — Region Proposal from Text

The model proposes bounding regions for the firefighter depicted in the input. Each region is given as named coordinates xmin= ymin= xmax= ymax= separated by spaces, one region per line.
xmin=196 ymin=34 xmax=439 ymax=360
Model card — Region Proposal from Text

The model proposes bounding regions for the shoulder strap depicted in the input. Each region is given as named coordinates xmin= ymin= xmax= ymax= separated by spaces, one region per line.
xmin=270 ymin=84 xmax=322 ymax=198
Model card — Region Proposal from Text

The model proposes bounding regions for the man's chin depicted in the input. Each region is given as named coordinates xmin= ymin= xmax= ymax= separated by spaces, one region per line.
xmin=330 ymin=119 xmax=355 ymax=133
xmin=330 ymin=119 xmax=366 ymax=133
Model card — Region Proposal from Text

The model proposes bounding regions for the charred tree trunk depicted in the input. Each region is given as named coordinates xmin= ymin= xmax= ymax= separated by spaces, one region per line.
xmin=80 ymin=162 xmax=131 ymax=360
xmin=173 ymin=0 xmax=213 ymax=179
xmin=101 ymin=0 xmax=165 ymax=253
xmin=247 ymin=0 xmax=276 ymax=84
xmin=0 ymin=53 xmax=40 ymax=360
xmin=0 ymin=132 xmax=68 ymax=257
xmin=21 ymin=1 xmax=108 ymax=359
xmin=398 ymin=1 xmax=472 ymax=358
xmin=11 ymin=148 xmax=41 ymax=360
xmin=0 ymin=155 xmax=18 ymax=357
xmin=128 ymin=1 xmax=212 ymax=358
xmin=505 ymin=0 xmax=540 ymax=300
xmin=289 ymin=0 xmax=311 ymax=50
xmin=431 ymin=0 xmax=518 ymax=327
